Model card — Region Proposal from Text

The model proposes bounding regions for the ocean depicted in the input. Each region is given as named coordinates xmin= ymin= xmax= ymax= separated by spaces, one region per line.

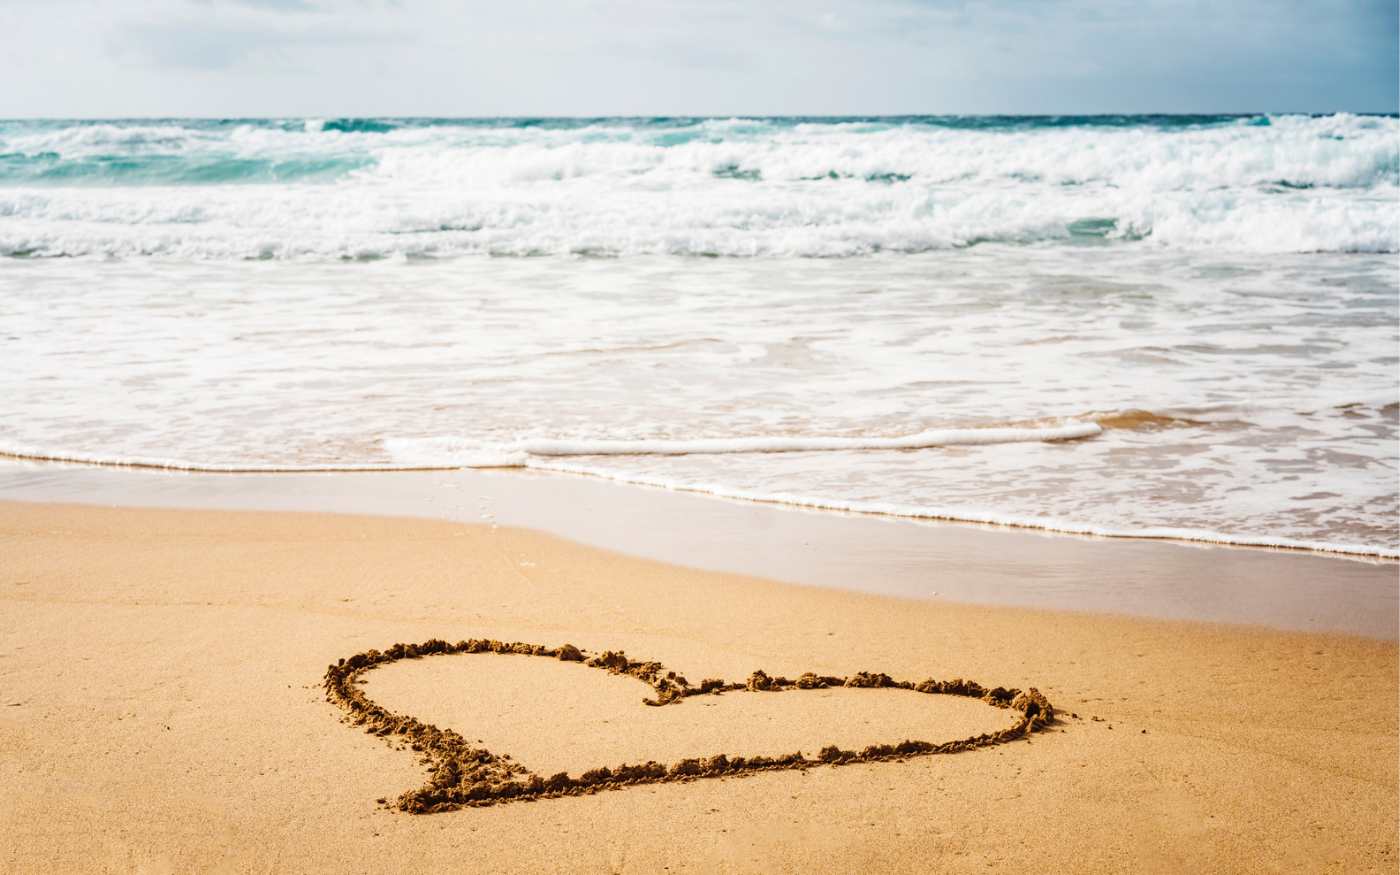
xmin=1 ymin=114 xmax=1396 ymax=556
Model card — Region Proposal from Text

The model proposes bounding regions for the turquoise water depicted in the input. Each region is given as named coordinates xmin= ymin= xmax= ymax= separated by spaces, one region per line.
xmin=0 ymin=114 xmax=1393 ymax=186
xmin=0 ymin=115 xmax=1396 ymax=554
xmin=0 ymin=113 xmax=1395 ymax=257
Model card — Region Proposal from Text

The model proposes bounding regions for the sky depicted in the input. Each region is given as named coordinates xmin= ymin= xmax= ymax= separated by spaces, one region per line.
xmin=3 ymin=0 xmax=1397 ymax=117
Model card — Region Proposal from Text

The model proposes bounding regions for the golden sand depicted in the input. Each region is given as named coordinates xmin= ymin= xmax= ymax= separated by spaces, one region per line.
xmin=1 ymin=500 xmax=1395 ymax=872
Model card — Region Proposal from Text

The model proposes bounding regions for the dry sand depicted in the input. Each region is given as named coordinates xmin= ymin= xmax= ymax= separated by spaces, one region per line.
xmin=1 ymin=500 xmax=1396 ymax=873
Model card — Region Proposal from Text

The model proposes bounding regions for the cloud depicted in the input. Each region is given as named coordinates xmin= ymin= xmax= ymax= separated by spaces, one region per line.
xmin=198 ymin=0 xmax=320 ymax=11
xmin=0 ymin=0 xmax=1393 ymax=116
xmin=105 ymin=1 xmax=407 ymax=71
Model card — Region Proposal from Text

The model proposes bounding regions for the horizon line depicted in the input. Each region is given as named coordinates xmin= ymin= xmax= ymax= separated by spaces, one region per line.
xmin=2 ymin=110 xmax=1398 ymax=123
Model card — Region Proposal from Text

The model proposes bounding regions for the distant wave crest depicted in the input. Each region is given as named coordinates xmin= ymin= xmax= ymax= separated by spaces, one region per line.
xmin=0 ymin=114 xmax=1396 ymax=258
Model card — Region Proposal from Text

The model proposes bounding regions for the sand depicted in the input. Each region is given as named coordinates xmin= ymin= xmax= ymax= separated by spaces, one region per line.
xmin=5 ymin=463 xmax=1396 ymax=637
xmin=1 ymin=499 xmax=1396 ymax=872
xmin=327 ymin=639 xmax=1054 ymax=812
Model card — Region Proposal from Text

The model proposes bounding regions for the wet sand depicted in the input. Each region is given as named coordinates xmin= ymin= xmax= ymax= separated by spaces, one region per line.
xmin=1 ymin=499 xmax=1395 ymax=873
xmin=2 ymin=463 xmax=1396 ymax=637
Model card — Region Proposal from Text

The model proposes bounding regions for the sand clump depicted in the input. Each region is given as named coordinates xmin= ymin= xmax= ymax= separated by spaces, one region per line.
xmin=322 ymin=638 xmax=1056 ymax=813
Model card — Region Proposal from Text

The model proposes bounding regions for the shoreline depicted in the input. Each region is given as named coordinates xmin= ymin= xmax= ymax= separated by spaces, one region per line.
xmin=1 ymin=461 xmax=1395 ymax=639
xmin=2 ymin=447 xmax=1392 ymax=561
xmin=2 ymin=499 xmax=1395 ymax=872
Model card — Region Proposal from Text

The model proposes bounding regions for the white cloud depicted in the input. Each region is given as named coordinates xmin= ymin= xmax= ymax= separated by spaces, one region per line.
xmin=105 ymin=1 xmax=406 ymax=70
xmin=0 ymin=0 xmax=1394 ymax=116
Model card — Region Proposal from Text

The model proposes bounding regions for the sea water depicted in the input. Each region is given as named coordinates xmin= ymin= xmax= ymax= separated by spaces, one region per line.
xmin=1 ymin=115 xmax=1396 ymax=555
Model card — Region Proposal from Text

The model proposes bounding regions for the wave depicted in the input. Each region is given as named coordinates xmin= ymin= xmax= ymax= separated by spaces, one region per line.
xmin=1 ymin=182 xmax=1393 ymax=258
xmin=313 ymin=118 xmax=398 ymax=134
xmin=0 ymin=445 xmax=450 ymax=473
xmin=0 ymin=423 xmax=1103 ymax=473
xmin=1092 ymin=409 xmax=1211 ymax=430
xmin=509 ymin=422 xmax=1103 ymax=456
xmin=0 ymin=152 xmax=373 ymax=186
xmin=519 ymin=460 xmax=1399 ymax=560
xmin=3 ymin=414 xmax=1393 ymax=560
xmin=0 ymin=114 xmax=1395 ymax=257
xmin=3 ymin=114 xmax=1392 ymax=188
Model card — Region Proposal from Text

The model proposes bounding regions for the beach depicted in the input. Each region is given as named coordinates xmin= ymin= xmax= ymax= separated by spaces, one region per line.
xmin=2 ymin=112 xmax=1397 ymax=873
xmin=2 ymin=485 xmax=1396 ymax=873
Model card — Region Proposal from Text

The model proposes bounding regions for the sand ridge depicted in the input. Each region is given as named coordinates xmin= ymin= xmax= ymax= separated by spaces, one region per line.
xmin=324 ymin=638 xmax=1056 ymax=813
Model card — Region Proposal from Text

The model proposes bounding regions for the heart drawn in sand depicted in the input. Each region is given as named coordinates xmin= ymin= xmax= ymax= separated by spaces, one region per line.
xmin=323 ymin=639 xmax=1055 ymax=813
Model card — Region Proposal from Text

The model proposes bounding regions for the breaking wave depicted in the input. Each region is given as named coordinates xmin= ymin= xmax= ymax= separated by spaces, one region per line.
xmin=0 ymin=421 xmax=1102 ymax=472
xmin=0 ymin=113 xmax=1395 ymax=257
xmin=3 ymin=412 xmax=1395 ymax=559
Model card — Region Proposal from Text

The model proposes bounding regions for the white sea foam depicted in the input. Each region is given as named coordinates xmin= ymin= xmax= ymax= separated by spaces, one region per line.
xmin=8 ymin=424 xmax=1393 ymax=559
xmin=0 ymin=423 xmax=1103 ymax=474
xmin=510 ymin=423 xmax=1102 ymax=456
xmin=0 ymin=443 xmax=457 ymax=473
xmin=0 ymin=114 xmax=1395 ymax=258
xmin=515 ymin=459 xmax=1400 ymax=560
xmin=1 ymin=140 xmax=1396 ymax=559
xmin=1 ymin=249 xmax=1392 ymax=560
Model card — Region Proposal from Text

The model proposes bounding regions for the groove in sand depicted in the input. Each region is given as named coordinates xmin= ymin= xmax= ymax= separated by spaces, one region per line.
xmin=323 ymin=638 xmax=1057 ymax=813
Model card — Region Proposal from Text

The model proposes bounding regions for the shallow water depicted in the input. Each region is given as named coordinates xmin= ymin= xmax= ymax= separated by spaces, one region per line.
xmin=3 ymin=249 xmax=1395 ymax=553
xmin=1 ymin=116 xmax=1397 ymax=554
